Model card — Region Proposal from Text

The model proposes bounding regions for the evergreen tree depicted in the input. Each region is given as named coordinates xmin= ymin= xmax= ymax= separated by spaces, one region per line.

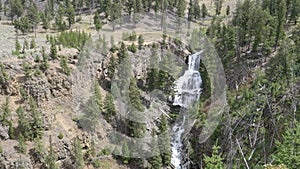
xmin=1 ymin=97 xmax=11 ymax=126
xmin=30 ymin=37 xmax=36 ymax=49
xmin=45 ymin=136 xmax=58 ymax=169
xmin=214 ymin=0 xmax=223 ymax=15
xmin=118 ymin=42 xmax=129 ymax=63
xmin=13 ymin=16 xmax=31 ymax=34
xmin=272 ymin=122 xmax=300 ymax=169
xmin=158 ymin=115 xmax=171 ymax=166
xmin=34 ymin=137 xmax=46 ymax=163
xmin=148 ymin=134 xmax=163 ymax=169
xmin=15 ymin=37 xmax=21 ymax=54
xmin=129 ymin=78 xmax=144 ymax=112
xmin=60 ymin=56 xmax=70 ymax=75
xmin=110 ymin=35 xmax=117 ymax=52
xmin=8 ymin=121 xmax=15 ymax=139
xmin=42 ymin=12 xmax=50 ymax=32
xmin=9 ymin=0 xmax=24 ymax=21
xmin=201 ymin=3 xmax=208 ymax=18
xmin=176 ymin=0 xmax=186 ymax=18
xmin=17 ymin=133 xmax=27 ymax=154
xmin=55 ymin=4 xmax=67 ymax=31
xmin=65 ymin=0 xmax=75 ymax=29
xmin=104 ymin=93 xmax=117 ymax=118
xmin=80 ymin=96 xmax=100 ymax=133
xmin=24 ymin=39 xmax=28 ymax=50
xmin=121 ymin=141 xmax=130 ymax=164
xmin=93 ymin=10 xmax=102 ymax=32
xmin=22 ymin=61 xmax=32 ymax=80
xmin=138 ymin=35 xmax=144 ymax=50
xmin=50 ymin=38 xmax=57 ymax=59
xmin=128 ymin=42 xmax=137 ymax=53
xmin=203 ymin=143 xmax=224 ymax=169
xmin=27 ymin=0 xmax=40 ymax=35
xmin=40 ymin=46 xmax=49 ymax=72
xmin=290 ymin=0 xmax=300 ymax=24
xmin=29 ymin=97 xmax=43 ymax=140
xmin=73 ymin=137 xmax=84 ymax=169
xmin=194 ymin=0 xmax=201 ymax=19
xmin=107 ymin=55 xmax=116 ymax=79
xmin=226 ymin=5 xmax=230 ymax=15
xmin=17 ymin=106 xmax=30 ymax=140
xmin=275 ymin=0 xmax=286 ymax=47
xmin=188 ymin=0 xmax=194 ymax=21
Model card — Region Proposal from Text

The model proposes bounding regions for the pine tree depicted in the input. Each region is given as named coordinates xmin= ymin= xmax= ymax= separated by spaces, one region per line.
xmin=93 ymin=10 xmax=102 ymax=32
xmin=118 ymin=42 xmax=128 ymax=63
xmin=110 ymin=35 xmax=117 ymax=52
xmin=138 ymin=35 xmax=144 ymax=50
xmin=214 ymin=0 xmax=223 ymax=15
xmin=24 ymin=39 xmax=28 ymax=50
xmin=8 ymin=121 xmax=15 ymax=139
xmin=27 ymin=0 xmax=39 ymax=35
xmin=42 ymin=12 xmax=50 ymax=32
xmin=22 ymin=61 xmax=32 ymax=80
xmin=13 ymin=16 xmax=31 ymax=34
xmin=65 ymin=0 xmax=75 ymax=29
xmin=194 ymin=0 xmax=201 ymax=19
xmin=1 ymin=97 xmax=11 ymax=126
xmin=45 ymin=136 xmax=58 ymax=169
xmin=148 ymin=134 xmax=163 ymax=169
xmin=104 ymin=93 xmax=117 ymax=118
xmin=203 ymin=143 xmax=224 ymax=169
xmin=30 ymin=37 xmax=36 ymax=49
xmin=290 ymin=0 xmax=300 ymax=24
xmin=60 ymin=56 xmax=70 ymax=75
xmin=34 ymin=137 xmax=46 ymax=162
xmin=128 ymin=42 xmax=137 ymax=53
xmin=17 ymin=133 xmax=27 ymax=154
xmin=275 ymin=0 xmax=286 ymax=47
xmin=129 ymin=78 xmax=144 ymax=112
xmin=55 ymin=4 xmax=67 ymax=31
xmin=201 ymin=4 xmax=208 ymax=18
xmin=108 ymin=55 xmax=116 ymax=79
xmin=40 ymin=46 xmax=49 ymax=72
xmin=29 ymin=97 xmax=43 ymax=140
xmin=176 ymin=0 xmax=186 ymax=18
xmin=9 ymin=0 xmax=24 ymax=21
xmin=80 ymin=96 xmax=99 ymax=133
xmin=158 ymin=115 xmax=171 ymax=166
xmin=17 ymin=106 xmax=30 ymax=140
xmin=272 ymin=122 xmax=300 ymax=169
xmin=15 ymin=37 xmax=21 ymax=54
xmin=226 ymin=5 xmax=230 ymax=15
xmin=188 ymin=0 xmax=194 ymax=21
xmin=73 ymin=137 xmax=84 ymax=169
xmin=50 ymin=38 xmax=57 ymax=59
xmin=121 ymin=141 xmax=130 ymax=164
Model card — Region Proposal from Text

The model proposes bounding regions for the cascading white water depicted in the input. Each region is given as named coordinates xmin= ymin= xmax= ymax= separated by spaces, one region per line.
xmin=171 ymin=51 xmax=203 ymax=169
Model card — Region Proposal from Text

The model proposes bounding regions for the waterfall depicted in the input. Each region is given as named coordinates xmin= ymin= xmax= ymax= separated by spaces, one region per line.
xmin=171 ymin=51 xmax=203 ymax=169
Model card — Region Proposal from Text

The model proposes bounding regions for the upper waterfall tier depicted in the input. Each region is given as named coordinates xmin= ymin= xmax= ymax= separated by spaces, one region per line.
xmin=173 ymin=51 xmax=203 ymax=108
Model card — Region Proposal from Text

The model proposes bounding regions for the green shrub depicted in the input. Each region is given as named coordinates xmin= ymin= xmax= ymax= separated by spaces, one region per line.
xmin=93 ymin=159 xmax=101 ymax=168
xmin=58 ymin=133 xmax=64 ymax=139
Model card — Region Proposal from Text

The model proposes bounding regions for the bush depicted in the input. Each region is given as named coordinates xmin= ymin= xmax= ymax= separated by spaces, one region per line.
xmin=58 ymin=133 xmax=64 ymax=139
xmin=93 ymin=159 xmax=101 ymax=168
